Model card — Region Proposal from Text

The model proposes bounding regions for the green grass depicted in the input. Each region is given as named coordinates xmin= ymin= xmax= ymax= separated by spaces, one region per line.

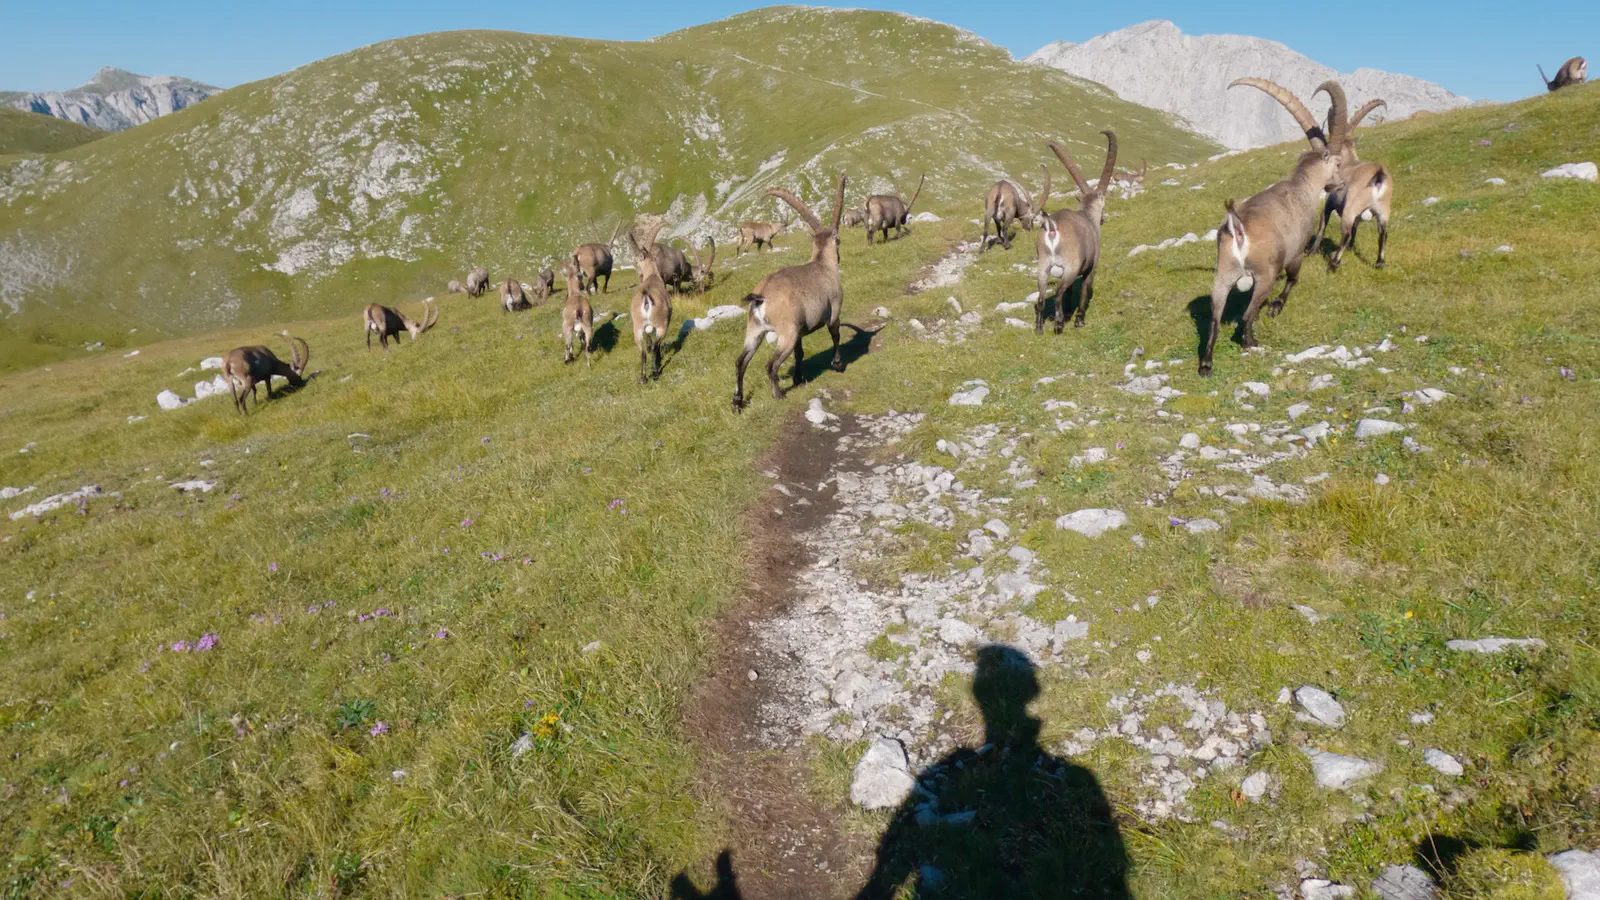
xmin=2 ymin=32 xmax=1598 ymax=900
xmin=0 ymin=106 xmax=103 ymax=156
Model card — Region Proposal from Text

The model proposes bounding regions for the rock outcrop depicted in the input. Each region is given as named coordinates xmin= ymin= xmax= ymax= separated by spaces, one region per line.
xmin=2 ymin=67 xmax=220 ymax=131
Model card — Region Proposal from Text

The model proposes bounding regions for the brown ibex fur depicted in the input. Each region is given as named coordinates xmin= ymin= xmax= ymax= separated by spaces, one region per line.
xmin=465 ymin=267 xmax=490 ymax=298
xmin=1199 ymin=78 xmax=1346 ymax=377
xmin=1315 ymin=96 xmax=1392 ymax=270
xmin=982 ymin=166 xmax=1049 ymax=251
xmin=531 ymin=268 xmax=555 ymax=304
xmin=1540 ymin=57 xmax=1588 ymax=91
xmin=573 ymin=222 xmax=622 ymax=294
xmin=864 ymin=174 xmax=925 ymax=245
xmin=364 ymin=299 xmax=438 ymax=350
xmin=560 ymin=262 xmax=594 ymax=366
xmin=733 ymin=174 xmax=849 ymax=414
xmin=222 ymin=332 xmax=309 ymax=414
xmin=645 ymin=238 xmax=694 ymax=293
xmin=500 ymin=279 xmax=530 ymax=312
xmin=627 ymin=221 xmax=673 ymax=383
xmin=691 ymin=236 xmax=716 ymax=294
xmin=737 ymin=212 xmax=791 ymax=255
xmin=1035 ymin=132 xmax=1117 ymax=333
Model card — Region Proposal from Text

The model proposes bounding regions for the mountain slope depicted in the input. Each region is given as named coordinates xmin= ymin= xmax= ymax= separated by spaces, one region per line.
xmin=1026 ymin=20 xmax=1474 ymax=150
xmin=0 ymin=7 xmax=1216 ymax=365
xmin=0 ymin=66 xmax=220 ymax=132
xmin=0 ymin=105 xmax=104 ymax=155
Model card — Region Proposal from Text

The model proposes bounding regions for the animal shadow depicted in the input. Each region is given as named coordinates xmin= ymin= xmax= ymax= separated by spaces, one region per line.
xmin=670 ymin=850 xmax=745 ymax=900
xmin=855 ymin=645 xmax=1130 ymax=899
xmin=1186 ymin=291 xmax=1252 ymax=360
xmin=590 ymin=315 xmax=622 ymax=353
xmin=795 ymin=323 xmax=880 ymax=384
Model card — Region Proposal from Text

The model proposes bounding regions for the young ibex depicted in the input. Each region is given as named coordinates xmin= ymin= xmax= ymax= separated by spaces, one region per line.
xmin=465 ymin=267 xmax=490 ymax=298
xmin=446 ymin=279 xmax=465 ymax=295
xmin=1540 ymin=57 xmax=1588 ymax=91
xmin=560 ymin=262 xmax=594 ymax=366
xmin=573 ymin=222 xmax=623 ymax=294
xmin=222 ymin=332 xmax=309 ymax=414
xmin=981 ymin=167 xmax=1049 ymax=251
xmin=1314 ymin=96 xmax=1392 ymax=270
xmin=864 ymin=174 xmax=925 ymax=245
xmin=1034 ymin=132 xmax=1117 ymax=333
xmin=691 ymin=236 xmax=716 ymax=294
xmin=1115 ymin=159 xmax=1150 ymax=185
xmin=737 ymin=211 xmax=791 ymax=255
xmin=364 ymin=299 xmax=439 ymax=349
xmin=1199 ymin=78 xmax=1346 ymax=377
xmin=531 ymin=267 xmax=555 ymax=304
xmin=628 ymin=221 xmax=673 ymax=383
xmin=733 ymin=174 xmax=848 ymax=414
xmin=500 ymin=279 xmax=530 ymax=312
xmin=841 ymin=206 xmax=865 ymax=228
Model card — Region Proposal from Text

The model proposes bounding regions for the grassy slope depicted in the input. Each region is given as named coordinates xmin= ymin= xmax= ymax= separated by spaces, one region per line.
xmin=0 ymin=6 xmax=1212 ymax=372
xmin=0 ymin=107 xmax=103 ymax=156
xmin=2 ymin=35 xmax=1597 ymax=900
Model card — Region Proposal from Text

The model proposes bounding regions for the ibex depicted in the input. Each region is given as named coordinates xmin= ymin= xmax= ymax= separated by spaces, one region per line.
xmin=841 ymin=207 xmax=865 ymax=228
xmin=560 ymin=262 xmax=594 ymax=366
xmin=1199 ymin=78 xmax=1346 ymax=377
xmin=465 ymin=267 xmax=490 ymax=298
xmin=733 ymin=174 xmax=849 ymax=414
xmin=691 ymin=236 xmax=717 ymax=294
xmin=1116 ymin=159 xmax=1149 ymax=185
xmin=1540 ymin=57 xmax=1587 ymax=91
xmin=364 ymin=299 xmax=439 ymax=350
xmin=1314 ymin=97 xmax=1392 ymax=270
xmin=644 ymin=238 xmax=694 ymax=293
xmin=446 ymin=279 xmax=465 ymax=295
xmin=531 ymin=267 xmax=555 ymax=304
xmin=981 ymin=167 xmax=1048 ymax=251
xmin=500 ymin=279 xmax=530 ymax=312
xmin=1034 ymin=132 xmax=1117 ymax=333
xmin=573 ymin=222 xmax=623 ymax=294
xmin=737 ymin=212 xmax=791 ymax=255
xmin=864 ymin=174 xmax=925 ymax=245
xmin=222 ymin=333 xmax=309 ymax=414
xmin=627 ymin=221 xmax=673 ymax=383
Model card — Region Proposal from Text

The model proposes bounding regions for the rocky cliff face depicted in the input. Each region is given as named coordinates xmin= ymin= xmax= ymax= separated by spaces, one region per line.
xmin=1 ymin=67 xmax=220 ymax=132
xmin=1025 ymin=21 xmax=1474 ymax=150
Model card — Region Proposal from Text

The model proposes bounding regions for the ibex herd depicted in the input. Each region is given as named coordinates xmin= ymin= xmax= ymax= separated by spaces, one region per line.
xmin=219 ymin=54 xmax=1581 ymax=414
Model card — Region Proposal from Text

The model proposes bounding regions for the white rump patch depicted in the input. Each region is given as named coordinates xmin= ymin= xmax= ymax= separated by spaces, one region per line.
xmin=1236 ymin=274 xmax=1256 ymax=293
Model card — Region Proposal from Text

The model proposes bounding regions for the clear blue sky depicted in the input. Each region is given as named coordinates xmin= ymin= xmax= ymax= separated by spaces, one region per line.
xmin=2 ymin=1 xmax=1593 ymax=103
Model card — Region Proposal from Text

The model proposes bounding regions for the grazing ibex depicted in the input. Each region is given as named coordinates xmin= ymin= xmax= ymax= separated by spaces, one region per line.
xmin=364 ymin=299 xmax=439 ymax=350
xmin=465 ymin=267 xmax=490 ymax=298
xmin=691 ymin=236 xmax=717 ymax=294
xmin=840 ymin=206 xmax=865 ymax=228
xmin=1034 ymin=132 xmax=1117 ymax=333
xmin=1314 ymin=96 xmax=1392 ymax=270
xmin=628 ymin=221 xmax=673 ymax=383
xmin=1199 ymin=78 xmax=1346 ymax=377
xmin=531 ymin=268 xmax=555 ymax=304
xmin=560 ymin=262 xmax=594 ymax=366
xmin=733 ymin=174 xmax=849 ymax=414
xmin=981 ymin=167 xmax=1048 ymax=251
xmin=222 ymin=333 xmax=309 ymax=414
xmin=864 ymin=174 xmax=925 ymax=245
xmin=573 ymin=222 xmax=623 ymax=294
xmin=1540 ymin=57 xmax=1587 ymax=91
xmin=646 ymin=239 xmax=694 ymax=293
xmin=447 ymin=279 xmax=465 ymax=295
xmin=500 ymin=279 xmax=530 ymax=312
xmin=737 ymin=212 xmax=791 ymax=255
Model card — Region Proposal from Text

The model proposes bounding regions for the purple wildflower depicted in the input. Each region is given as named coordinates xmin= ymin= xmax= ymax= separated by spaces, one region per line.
xmin=139 ymin=661 xmax=151 ymax=673
xmin=171 ymin=640 xmax=192 ymax=653
xmin=1168 ymin=517 xmax=1183 ymax=527
xmin=323 ymin=600 xmax=335 ymax=609
xmin=1560 ymin=366 xmax=1575 ymax=380
xmin=196 ymin=633 xmax=218 ymax=652
xmin=308 ymin=605 xmax=320 ymax=615
xmin=369 ymin=721 xmax=388 ymax=737
xmin=480 ymin=436 xmax=491 ymax=444
xmin=119 ymin=779 xmax=128 ymax=788
xmin=1115 ymin=442 xmax=1125 ymax=450
xmin=358 ymin=614 xmax=370 ymax=623
xmin=229 ymin=493 xmax=241 ymax=501
xmin=522 ymin=557 xmax=533 ymax=565
xmin=460 ymin=517 xmax=473 ymax=528
xmin=524 ymin=699 xmax=538 ymax=710
xmin=1479 ymin=139 xmax=1491 ymax=146
xmin=435 ymin=627 xmax=450 ymax=639
xmin=374 ymin=608 xmax=391 ymax=617
xmin=268 ymin=562 xmax=278 ymax=573
xmin=442 ymin=547 xmax=450 ymax=554
xmin=608 ymin=499 xmax=625 ymax=511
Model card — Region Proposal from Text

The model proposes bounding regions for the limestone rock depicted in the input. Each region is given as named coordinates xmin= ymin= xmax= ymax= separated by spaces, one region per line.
xmin=851 ymin=737 xmax=916 ymax=809
xmin=1055 ymin=508 xmax=1128 ymax=538
xmin=1370 ymin=864 xmax=1437 ymax=900
xmin=1301 ymin=747 xmax=1381 ymax=789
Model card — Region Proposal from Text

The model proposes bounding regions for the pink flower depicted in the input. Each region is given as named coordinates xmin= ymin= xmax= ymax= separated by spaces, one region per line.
xmin=434 ymin=628 xmax=450 ymax=639
xmin=171 ymin=640 xmax=192 ymax=653
xmin=460 ymin=517 xmax=473 ymax=528
xmin=370 ymin=721 xmax=388 ymax=737
xmin=268 ymin=562 xmax=278 ymax=573
xmin=196 ymin=633 xmax=218 ymax=652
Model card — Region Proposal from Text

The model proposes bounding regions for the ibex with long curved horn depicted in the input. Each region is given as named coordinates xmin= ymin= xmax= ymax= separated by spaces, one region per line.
xmin=573 ymin=222 xmax=622 ymax=294
xmin=560 ymin=262 xmax=594 ymax=366
xmin=981 ymin=167 xmax=1048 ymax=251
xmin=1314 ymin=96 xmax=1393 ymax=270
xmin=691 ymin=236 xmax=717 ymax=294
xmin=627 ymin=220 xmax=674 ymax=383
xmin=1199 ymin=78 xmax=1345 ymax=377
xmin=1540 ymin=57 xmax=1587 ymax=91
xmin=1035 ymin=132 xmax=1117 ymax=333
xmin=222 ymin=332 xmax=310 ymax=414
xmin=864 ymin=174 xmax=925 ymax=245
xmin=733 ymin=174 xmax=849 ymax=413
xmin=364 ymin=299 xmax=439 ymax=350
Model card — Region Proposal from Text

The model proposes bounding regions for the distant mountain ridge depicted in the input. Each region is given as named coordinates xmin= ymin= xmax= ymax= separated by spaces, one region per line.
xmin=1025 ymin=21 xmax=1476 ymax=151
xmin=1 ymin=67 xmax=220 ymax=132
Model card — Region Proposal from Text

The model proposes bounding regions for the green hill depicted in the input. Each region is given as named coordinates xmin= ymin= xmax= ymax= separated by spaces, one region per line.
xmin=0 ymin=105 xmax=103 ymax=155
xmin=0 ymin=7 xmax=1212 ymax=370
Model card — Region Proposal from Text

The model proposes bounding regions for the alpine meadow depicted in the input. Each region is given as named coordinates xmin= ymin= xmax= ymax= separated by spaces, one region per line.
xmin=1 ymin=7 xmax=1598 ymax=899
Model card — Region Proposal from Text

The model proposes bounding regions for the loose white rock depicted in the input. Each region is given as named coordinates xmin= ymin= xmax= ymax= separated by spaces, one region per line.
xmin=1446 ymin=636 xmax=1546 ymax=654
xmin=157 ymin=390 xmax=192 ymax=410
xmin=1295 ymin=687 xmax=1347 ymax=728
xmin=1371 ymin=864 xmax=1438 ymax=900
xmin=1236 ymin=381 xmax=1270 ymax=399
xmin=1423 ymin=748 xmax=1463 ymax=777
xmin=1301 ymin=879 xmax=1356 ymax=900
xmin=1307 ymin=374 xmax=1337 ymax=391
xmin=170 ymin=480 xmax=217 ymax=493
xmin=1185 ymin=518 xmax=1222 ymax=534
xmin=200 ymin=357 xmax=224 ymax=370
xmin=1484 ymin=177 xmax=1505 ymax=186
xmin=1286 ymin=402 xmax=1311 ymax=420
xmin=1355 ymin=419 xmax=1406 ymax=439
xmin=1301 ymin=747 xmax=1381 ymax=789
xmin=1548 ymin=849 xmax=1600 ymax=900
xmin=1239 ymin=771 xmax=1272 ymax=802
xmin=1055 ymin=508 xmax=1128 ymax=538
xmin=983 ymin=519 xmax=1010 ymax=539
xmin=851 ymin=737 xmax=916 ymax=809
xmin=1541 ymin=162 xmax=1598 ymax=183
xmin=9 ymin=485 xmax=105 ymax=521
xmin=1179 ymin=432 xmax=1201 ymax=450
xmin=1421 ymin=196 xmax=1441 ymax=206
xmin=948 ymin=382 xmax=990 ymax=406
xmin=1004 ymin=317 xmax=1030 ymax=329
xmin=1299 ymin=421 xmax=1332 ymax=444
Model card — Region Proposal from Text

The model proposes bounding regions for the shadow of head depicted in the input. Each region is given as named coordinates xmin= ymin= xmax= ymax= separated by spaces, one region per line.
xmin=670 ymin=850 xmax=743 ymax=900
xmin=972 ymin=645 xmax=1043 ymax=747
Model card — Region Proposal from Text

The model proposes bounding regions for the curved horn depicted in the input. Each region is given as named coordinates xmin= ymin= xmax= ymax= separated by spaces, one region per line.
xmin=903 ymin=174 xmax=925 ymax=214
xmin=281 ymin=333 xmax=309 ymax=375
xmin=1538 ymin=63 xmax=1551 ymax=89
xmin=1048 ymin=142 xmax=1092 ymax=197
xmin=1035 ymin=163 xmax=1051 ymax=215
xmin=1230 ymin=77 xmax=1326 ymax=149
xmin=421 ymin=299 xmax=439 ymax=333
xmin=830 ymin=173 xmax=847 ymax=232
xmin=1097 ymin=130 xmax=1119 ymax=195
xmin=706 ymin=234 xmax=716 ymax=268
xmin=1350 ymin=98 xmax=1387 ymax=129
xmin=1313 ymin=80 xmax=1348 ymax=150
xmin=691 ymin=239 xmax=704 ymax=269
xmin=640 ymin=218 xmax=665 ymax=251
xmin=768 ymin=187 xmax=822 ymax=233
xmin=606 ymin=220 xmax=624 ymax=248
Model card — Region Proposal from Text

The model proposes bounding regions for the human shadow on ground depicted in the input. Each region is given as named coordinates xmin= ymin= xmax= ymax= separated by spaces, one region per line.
xmin=854 ymin=645 xmax=1130 ymax=899
xmin=670 ymin=850 xmax=745 ymax=900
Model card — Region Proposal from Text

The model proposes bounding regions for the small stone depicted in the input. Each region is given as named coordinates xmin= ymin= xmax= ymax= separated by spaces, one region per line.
xmin=948 ymin=383 xmax=990 ymax=406
xmin=581 ymin=641 xmax=603 ymax=655
xmin=873 ymin=306 xmax=891 ymax=317
xmin=851 ymin=737 xmax=916 ymax=809
xmin=938 ymin=618 xmax=980 ymax=646
xmin=1484 ymin=177 xmax=1505 ymax=186
xmin=157 ymin=389 xmax=192 ymax=410
xmin=1375 ymin=473 xmax=1390 ymax=485
xmin=1540 ymin=162 xmax=1598 ymax=183
xmin=1494 ymin=244 xmax=1513 ymax=253
xmin=1307 ymin=374 xmax=1336 ymax=391
xmin=1055 ymin=508 xmax=1128 ymax=538
xmin=1179 ymin=432 xmax=1201 ymax=450
xmin=747 ymin=669 xmax=759 ymax=682
xmin=1005 ymin=317 xmax=1030 ymax=329
xmin=1548 ymin=850 xmax=1600 ymax=900
xmin=1355 ymin=419 xmax=1406 ymax=439
xmin=1236 ymin=381 xmax=1270 ymax=400
xmin=1423 ymin=749 xmax=1463 ymax=777
xmin=1286 ymin=402 xmax=1310 ymax=420
xmin=1276 ymin=687 xmax=1293 ymax=705
xmin=1240 ymin=771 xmax=1272 ymax=801
xmin=1295 ymin=687 xmax=1346 ymax=728
xmin=1300 ymin=878 xmax=1356 ymax=900
xmin=1185 ymin=518 xmax=1222 ymax=534
xmin=1421 ymin=196 xmax=1440 ymax=206
xmin=1446 ymin=636 xmax=1546 ymax=654
xmin=1410 ymin=711 xmax=1435 ymax=725
xmin=983 ymin=519 xmax=1010 ymax=539
xmin=1370 ymin=864 xmax=1438 ymax=900
xmin=1301 ymin=747 xmax=1381 ymax=789
xmin=511 ymin=734 xmax=534 ymax=757
xmin=1299 ymin=421 xmax=1332 ymax=444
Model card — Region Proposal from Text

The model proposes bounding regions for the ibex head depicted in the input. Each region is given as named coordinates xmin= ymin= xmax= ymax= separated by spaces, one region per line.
xmin=1048 ymin=130 xmax=1118 ymax=225
xmin=279 ymin=331 xmax=310 ymax=377
xmin=692 ymin=236 xmax=716 ymax=293
xmin=767 ymin=172 xmax=847 ymax=265
xmin=1027 ymin=164 xmax=1052 ymax=229
xmin=407 ymin=299 xmax=439 ymax=338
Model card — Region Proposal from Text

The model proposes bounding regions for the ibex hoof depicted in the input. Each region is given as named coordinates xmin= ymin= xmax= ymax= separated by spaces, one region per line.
xmin=1053 ymin=324 xmax=1064 ymax=335
xmin=1073 ymin=319 xmax=1085 ymax=329
xmin=830 ymin=358 xmax=845 ymax=373
xmin=732 ymin=396 xmax=746 ymax=414
xmin=1374 ymin=260 xmax=1386 ymax=270
xmin=1198 ymin=362 xmax=1213 ymax=377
